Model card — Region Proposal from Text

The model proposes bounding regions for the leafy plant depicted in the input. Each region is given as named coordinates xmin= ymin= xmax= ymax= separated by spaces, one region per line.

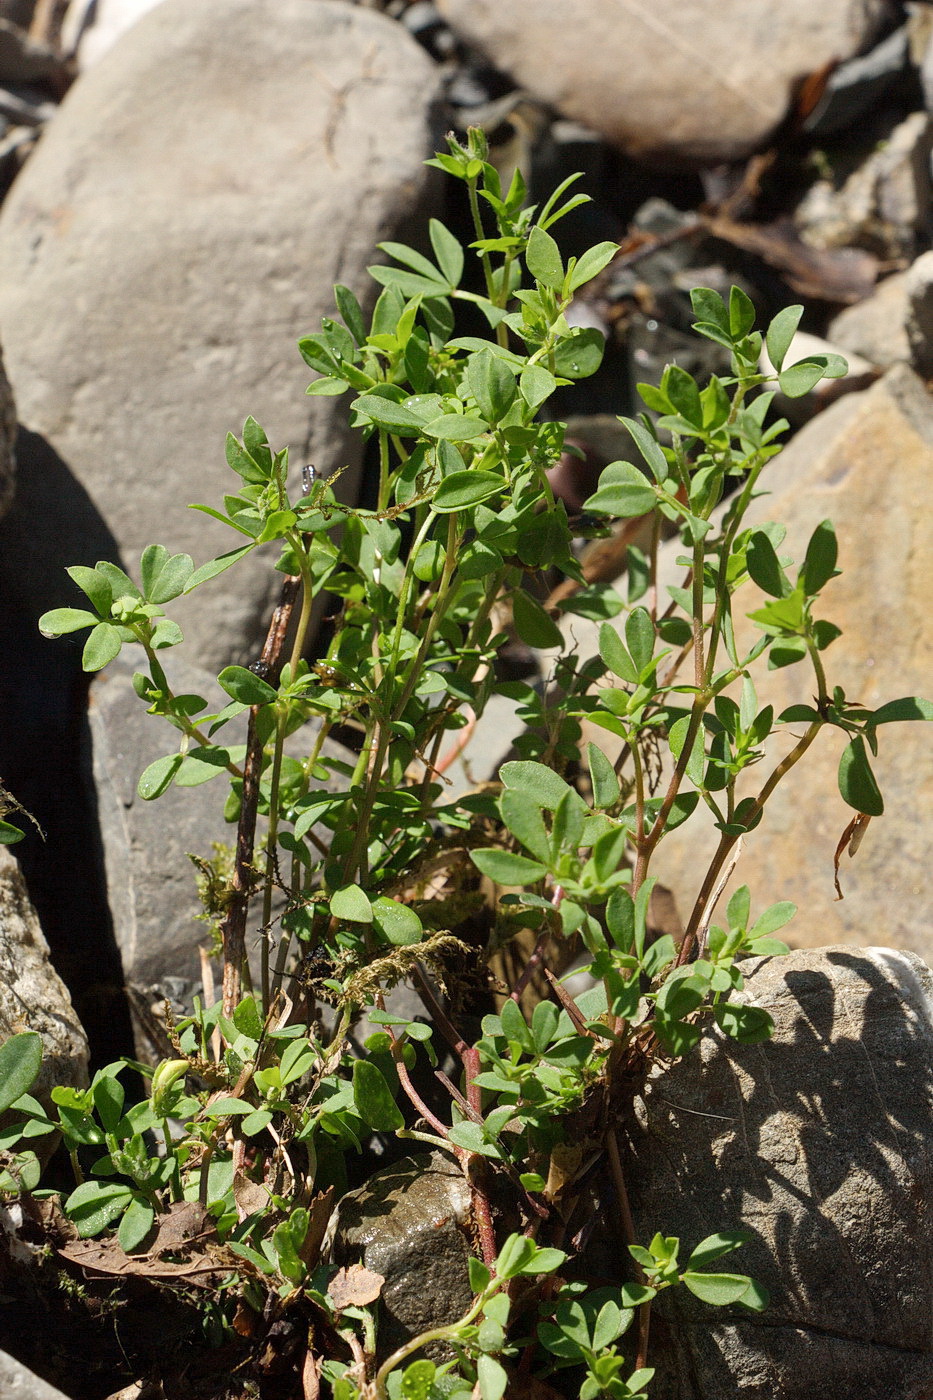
xmin=8 ymin=126 xmax=929 ymax=1396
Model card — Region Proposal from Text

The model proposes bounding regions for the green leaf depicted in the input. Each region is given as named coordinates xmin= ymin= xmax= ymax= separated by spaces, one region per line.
xmin=687 ymin=1231 xmax=751 ymax=1270
xmin=65 ymin=565 xmax=113 ymax=615
xmin=552 ymin=327 xmax=605 ymax=379
xmin=500 ymin=790 xmax=551 ymax=864
xmin=65 ymin=1180 xmax=133 ymax=1238
xmin=429 ymin=218 xmax=464 ymax=286
xmin=682 ymin=1270 xmax=758 ymax=1306
xmin=422 ymin=413 xmax=489 ymax=441
xmin=470 ymin=850 xmax=547 ymax=885
xmin=217 ymin=665 xmax=277 ymax=706
xmin=748 ymin=901 xmax=796 ymax=937
xmin=669 ymin=715 xmax=704 ymax=786
xmin=526 ymin=225 xmax=564 ymax=290
xmin=137 ymin=753 xmax=183 ymax=800
xmin=585 ymin=461 xmax=656 ymax=517
xmin=352 ymin=1060 xmax=403 ymax=1132
xmin=714 ymin=1002 xmax=774 ymax=1043
xmin=588 ymin=743 xmax=620 ymax=809
xmin=765 ymin=304 xmax=803 ymax=372
xmin=568 ymin=240 xmax=618 ymax=291
xmin=520 ymin=364 xmax=557 ymax=411
xmin=38 ymin=607 xmax=100 ymax=637
xmin=500 ymin=761 xmax=575 ymax=810
xmin=0 ymin=821 xmax=24 ymax=846
xmin=334 ymin=283 xmax=366 ymax=345
xmin=599 ymin=622 xmax=638 ymax=684
xmin=777 ymin=360 xmax=825 ymax=397
xmin=82 ymin=623 xmax=124 ymax=672
xmin=620 ymin=416 xmax=668 ymax=483
xmin=746 ymin=532 xmax=791 ymax=599
xmin=870 ymin=696 xmax=933 ymax=725
xmin=330 ymin=885 xmax=374 ymax=923
xmin=371 ymin=897 xmax=423 ymax=946
xmin=467 ymin=349 xmax=516 ymax=425
xmin=664 ymin=365 xmax=703 ymax=429
xmin=118 ymin=1196 xmax=155 ymax=1253
xmin=838 ymin=736 xmax=884 ymax=816
xmin=184 ymin=543 xmax=256 ymax=591
xmin=432 ymin=471 xmax=502 ymax=512
xmin=729 ymin=286 xmax=756 ymax=339
xmin=140 ymin=545 xmax=194 ymax=604
xmin=800 ymin=519 xmax=837 ymax=595
xmin=512 ymin=590 xmax=563 ymax=649
xmin=476 ymin=1355 xmax=508 ymax=1400
xmin=351 ymin=394 xmax=427 ymax=435
xmin=625 ymin=607 xmax=654 ymax=674
xmin=0 ymin=1032 xmax=42 ymax=1113
xmin=690 ymin=287 xmax=729 ymax=333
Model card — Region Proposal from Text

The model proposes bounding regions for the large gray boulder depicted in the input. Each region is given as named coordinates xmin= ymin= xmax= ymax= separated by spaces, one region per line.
xmin=0 ymin=845 xmax=88 ymax=1105
xmin=0 ymin=0 xmax=442 ymax=669
xmin=436 ymin=0 xmax=891 ymax=166
xmin=623 ymin=946 xmax=933 ymax=1399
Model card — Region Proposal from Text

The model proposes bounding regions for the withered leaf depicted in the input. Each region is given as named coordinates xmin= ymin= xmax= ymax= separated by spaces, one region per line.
xmin=327 ymin=1263 xmax=385 ymax=1310
xmin=833 ymin=811 xmax=872 ymax=900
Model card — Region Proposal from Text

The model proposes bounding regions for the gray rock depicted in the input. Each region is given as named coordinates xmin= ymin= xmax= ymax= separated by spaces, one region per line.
xmin=0 ymin=0 xmax=442 ymax=671
xmin=0 ymin=845 xmax=88 ymax=1107
xmin=795 ymin=110 xmax=933 ymax=260
xmin=89 ymin=650 xmax=353 ymax=1012
xmin=828 ymin=270 xmax=911 ymax=369
xmin=0 ymin=1349 xmax=75 ymax=1400
xmin=329 ymin=1151 xmax=473 ymax=1355
xmin=435 ymin=0 xmax=890 ymax=165
xmin=905 ymin=249 xmax=933 ymax=378
xmin=66 ymin=0 xmax=166 ymax=68
xmin=623 ymin=946 xmax=933 ymax=1399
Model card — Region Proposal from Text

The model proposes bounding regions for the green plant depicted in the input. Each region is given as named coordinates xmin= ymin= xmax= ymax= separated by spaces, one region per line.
xmin=5 ymin=126 xmax=928 ymax=1396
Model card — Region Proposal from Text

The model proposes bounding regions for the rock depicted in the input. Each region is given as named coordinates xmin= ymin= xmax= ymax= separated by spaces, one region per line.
xmin=0 ymin=845 xmax=89 ymax=1107
xmin=0 ymin=0 xmax=442 ymax=671
xmin=0 ymin=1349 xmax=75 ymax=1400
xmin=795 ymin=110 xmax=933 ymax=260
xmin=434 ymin=0 xmax=890 ymax=166
xmin=646 ymin=364 xmax=933 ymax=954
xmin=329 ymin=1151 xmax=473 ymax=1355
xmin=904 ymin=249 xmax=933 ymax=378
xmin=65 ymin=0 xmax=165 ymax=69
xmin=88 ymin=650 xmax=353 ymax=1030
xmin=828 ymin=271 xmax=911 ymax=370
xmin=0 ymin=343 xmax=15 ymax=522
xmin=623 ymin=946 xmax=933 ymax=1399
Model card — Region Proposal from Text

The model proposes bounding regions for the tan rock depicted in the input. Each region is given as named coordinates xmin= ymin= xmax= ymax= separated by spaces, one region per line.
xmin=649 ymin=365 xmax=933 ymax=953
xmin=436 ymin=0 xmax=890 ymax=165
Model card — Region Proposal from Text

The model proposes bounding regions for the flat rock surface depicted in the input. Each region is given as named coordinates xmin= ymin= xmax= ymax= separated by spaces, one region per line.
xmin=0 ymin=0 xmax=442 ymax=669
xmin=436 ymin=0 xmax=892 ymax=165
xmin=0 ymin=1348 xmax=75 ymax=1400
xmin=624 ymin=946 xmax=933 ymax=1398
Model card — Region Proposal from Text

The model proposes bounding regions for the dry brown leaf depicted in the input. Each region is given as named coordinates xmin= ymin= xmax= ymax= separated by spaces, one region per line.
xmin=703 ymin=213 xmax=879 ymax=303
xmin=58 ymin=1236 xmax=223 ymax=1287
xmin=833 ymin=812 xmax=872 ymax=900
xmin=327 ymin=1263 xmax=385 ymax=1310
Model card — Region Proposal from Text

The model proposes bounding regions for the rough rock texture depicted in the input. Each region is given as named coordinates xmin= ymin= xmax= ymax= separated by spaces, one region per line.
xmin=0 ymin=846 xmax=88 ymax=1103
xmin=0 ymin=0 xmax=442 ymax=670
xmin=0 ymin=1348 xmax=74 ymax=1400
xmin=435 ymin=0 xmax=891 ymax=165
xmin=624 ymin=946 xmax=933 ymax=1399
xmin=329 ymin=1151 xmax=473 ymax=1355
xmin=645 ymin=364 xmax=933 ymax=953
xmin=0 ymin=343 xmax=14 ymax=522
